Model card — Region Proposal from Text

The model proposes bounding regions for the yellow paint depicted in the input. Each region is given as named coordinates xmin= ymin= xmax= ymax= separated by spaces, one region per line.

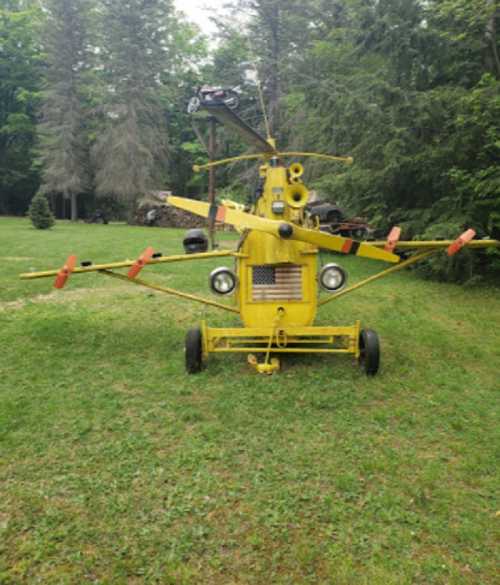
xmin=20 ymin=250 xmax=241 ymax=280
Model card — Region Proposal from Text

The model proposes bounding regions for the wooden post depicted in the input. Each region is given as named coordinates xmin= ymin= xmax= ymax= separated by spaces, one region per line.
xmin=208 ymin=117 xmax=217 ymax=249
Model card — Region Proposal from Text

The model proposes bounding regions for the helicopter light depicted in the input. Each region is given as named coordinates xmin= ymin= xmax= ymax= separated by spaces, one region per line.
xmin=272 ymin=201 xmax=286 ymax=215
xmin=319 ymin=263 xmax=347 ymax=292
xmin=209 ymin=267 xmax=237 ymax=295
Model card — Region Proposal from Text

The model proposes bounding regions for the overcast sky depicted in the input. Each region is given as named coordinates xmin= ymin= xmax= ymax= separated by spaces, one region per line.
xmin=174 ymin=0 xmax=218 ymax=36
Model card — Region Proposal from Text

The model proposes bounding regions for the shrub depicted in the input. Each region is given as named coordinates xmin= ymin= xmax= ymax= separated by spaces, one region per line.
xmin=28 ymin=192 xmax=55 ymax=229
xmin=415 ymin=222 xmax=477 ymax=283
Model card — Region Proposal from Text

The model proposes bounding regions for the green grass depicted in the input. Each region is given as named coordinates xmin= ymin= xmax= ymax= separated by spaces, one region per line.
xmin=0 ymin=217 xmax=499 ymax=584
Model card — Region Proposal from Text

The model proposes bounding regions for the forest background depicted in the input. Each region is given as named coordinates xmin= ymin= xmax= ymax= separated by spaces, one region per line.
xmin=1 ymin=0 xmax=499 ymax=275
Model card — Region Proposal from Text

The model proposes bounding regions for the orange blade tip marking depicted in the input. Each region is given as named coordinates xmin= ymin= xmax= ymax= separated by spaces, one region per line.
xmin=447 ymin=229 xmax=476 ymax=256
xmin=341 ymin=239 xmax=353 ymax=254
xmin=128 ymin=246 xmax=154 ymax=278
xmin=54 ymin=255 xmax=77 ymax=289
xmin=384 ymin=226 xmax=401 ymax=252
xmin=215 ymin=206 xmax=226 ymax=222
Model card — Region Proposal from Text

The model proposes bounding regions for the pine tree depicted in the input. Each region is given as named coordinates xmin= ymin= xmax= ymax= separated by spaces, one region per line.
xmin=37 ymin=0 xmax=94 ymax=221
xmin=93 ymin=0 xmax=174 ymax=204
xmin=0 ymin=1 xmax=43 ymax=215
xmin=230 ymin=0 xmax=315 ymax=137
xmin=28 ymin=192 xmax=55 ymax=229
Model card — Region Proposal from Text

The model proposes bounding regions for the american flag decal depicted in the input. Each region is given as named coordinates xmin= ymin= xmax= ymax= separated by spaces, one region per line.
xmin=252 ymin=264 xmax=303 ymax=301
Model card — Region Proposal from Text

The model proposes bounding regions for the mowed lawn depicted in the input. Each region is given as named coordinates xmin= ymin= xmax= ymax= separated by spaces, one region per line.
xmin=0 ymin=216 xmax=499 ymax=584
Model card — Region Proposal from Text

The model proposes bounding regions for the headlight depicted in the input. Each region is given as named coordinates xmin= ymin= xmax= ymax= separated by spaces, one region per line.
xmin=271 ymin=201 xmax=286 ymax=215
xmin=319 ymin=263 xmax=347 ymax=292
xmin=209 ymin=267 xmax=237 ymax=295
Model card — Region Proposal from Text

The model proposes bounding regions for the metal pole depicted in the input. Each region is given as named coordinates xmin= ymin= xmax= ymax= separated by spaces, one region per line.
xmin=19 ymin=250 xmax=242 ymax=280
xmin=208 ymin=117 xmax=217 ymax=249
xmin=100 ymin=270 xmax=239 ymax=314
xmin=318 ymin=250 xmax=437 ymax=307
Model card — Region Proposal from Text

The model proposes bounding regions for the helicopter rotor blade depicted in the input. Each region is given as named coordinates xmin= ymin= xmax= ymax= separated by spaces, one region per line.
xmin=288 ymin=225 xmax=400 ymax=263
xmin=167 ymin=196 xmax=400 ymax=263
xmin=54 ymin=255 xmax=77 ymax=289
xmin=128 ymin=246 xmax=155 ymax=278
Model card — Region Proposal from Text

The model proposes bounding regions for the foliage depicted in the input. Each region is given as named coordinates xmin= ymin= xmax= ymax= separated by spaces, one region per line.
xmin=28 ymin=191 xmax=55 ymax=229
xmin=36 ymin=0 xmax=95 ymax=221
xmin=0 ymin=2 xmax=42 ymax=214
xmin=92 ymin=0 xmax=175 ymax=203
xmin=1 ymin=0 xmax=499 ymax=279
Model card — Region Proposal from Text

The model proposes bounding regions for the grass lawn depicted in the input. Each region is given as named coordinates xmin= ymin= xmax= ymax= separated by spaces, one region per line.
xmin=0 ymin=216 xmax=499 ymax=584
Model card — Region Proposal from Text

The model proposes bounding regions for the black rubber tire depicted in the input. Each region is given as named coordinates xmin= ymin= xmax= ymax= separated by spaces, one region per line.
xmin=358 ymin=329 xmax=380 ymax=376
xmin=185 ymin=327 xmax=203 ymax=374
xmin=224 ymin=91 xmax=240 ymax=110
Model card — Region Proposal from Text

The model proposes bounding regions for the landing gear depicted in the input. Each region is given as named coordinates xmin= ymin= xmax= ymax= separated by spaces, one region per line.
xmin=185 ymin=327 xmax=203 ymax=373
xmin=358 ymin=329 xmax=380 ymax=376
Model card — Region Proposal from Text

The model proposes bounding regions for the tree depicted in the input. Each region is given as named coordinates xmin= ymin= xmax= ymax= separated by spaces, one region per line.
xmin=37 ymin=0 xmax=94 ymax=221
xmin=0 ymin=2 xmax=42 ymax=215
xmin=223 ymin=0 xmax=315 ymax=138
xmin=28 ymin=191 xmax=55 ymax=229
xmin=92 ymin=0 xmax=176 ymax=205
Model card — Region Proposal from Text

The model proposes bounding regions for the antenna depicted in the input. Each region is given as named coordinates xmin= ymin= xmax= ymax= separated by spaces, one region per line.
xmin=246 ymin=38 xmax=272 ymax=141
xmin=254 ymin=66 xmax=272 ymax=141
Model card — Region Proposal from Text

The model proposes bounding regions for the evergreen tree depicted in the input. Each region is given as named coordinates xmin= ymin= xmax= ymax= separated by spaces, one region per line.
xmin=93 ymin=0 xmax=175 ymax=204
xmin=37 ymin=0 xmax=94 ymax=221
xmin=223 ymin=0 xmax=314 ymax=138
xmin=0 ymin=1 xmax=43 ymax=214
xmin=28 ymin=191 xmax=55 ymax=229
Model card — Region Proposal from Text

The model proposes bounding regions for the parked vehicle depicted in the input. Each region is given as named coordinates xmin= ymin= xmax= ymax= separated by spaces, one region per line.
xmin=306 ymin=199 xmax=344 ymax=224
xmin=307 ymin=200 xmax=372 ymax=239
xmin=329 ymin=219 xmax=372 ymax=240
xmin=187 ymin=85 xmax=241 ymax=114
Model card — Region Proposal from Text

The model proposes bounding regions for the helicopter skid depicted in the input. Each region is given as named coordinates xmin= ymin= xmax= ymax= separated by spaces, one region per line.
xmin=200 ymin=320 xmax=361 ymax=372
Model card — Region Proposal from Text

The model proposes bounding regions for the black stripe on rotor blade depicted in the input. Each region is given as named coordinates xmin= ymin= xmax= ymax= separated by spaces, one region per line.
xmin=350 ymin=241 xmax=361 ymax=255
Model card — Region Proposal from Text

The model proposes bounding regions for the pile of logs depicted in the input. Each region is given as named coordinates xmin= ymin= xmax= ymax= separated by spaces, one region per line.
xmin=131 ymin=203 xmax=206 ymax=228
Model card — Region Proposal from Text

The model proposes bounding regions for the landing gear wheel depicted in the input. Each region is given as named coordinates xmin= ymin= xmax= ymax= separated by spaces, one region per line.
xmin=185 ymin=327 xmax=203 ymax=374
xmin=358 ymin=329 xmax=380 ymax=376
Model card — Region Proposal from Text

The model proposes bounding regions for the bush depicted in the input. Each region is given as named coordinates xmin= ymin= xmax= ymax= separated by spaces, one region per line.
xmin=415 ymin=222 xmax=477 ymax=283
xmin=28 ymin=192 xmax=55 ymax=229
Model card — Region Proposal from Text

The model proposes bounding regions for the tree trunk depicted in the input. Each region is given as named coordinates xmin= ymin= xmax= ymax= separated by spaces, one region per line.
xmin=208 ymin=118 xmax=217 ymax=250
xmin=70 ymin=193 xmax=78 ymax=221
xmin=485 ymin=0 xmax=500 ymax=78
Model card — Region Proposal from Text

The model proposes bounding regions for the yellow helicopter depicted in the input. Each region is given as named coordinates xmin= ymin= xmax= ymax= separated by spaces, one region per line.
xmin=20 ymin=102 xmax=500 ymax=375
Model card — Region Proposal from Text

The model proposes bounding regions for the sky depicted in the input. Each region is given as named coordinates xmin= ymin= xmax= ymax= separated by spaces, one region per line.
xmin=174 ymin=0 xmax=218 ymax=37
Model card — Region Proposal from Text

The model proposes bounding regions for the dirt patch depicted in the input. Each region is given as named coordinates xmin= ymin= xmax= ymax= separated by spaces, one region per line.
xmin=0 ymin=286 xmax=152 ymax=313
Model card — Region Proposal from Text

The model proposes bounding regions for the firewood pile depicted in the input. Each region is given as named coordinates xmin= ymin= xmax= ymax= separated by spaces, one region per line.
xmin=131 ymin=203 xmax=206 ymax=228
